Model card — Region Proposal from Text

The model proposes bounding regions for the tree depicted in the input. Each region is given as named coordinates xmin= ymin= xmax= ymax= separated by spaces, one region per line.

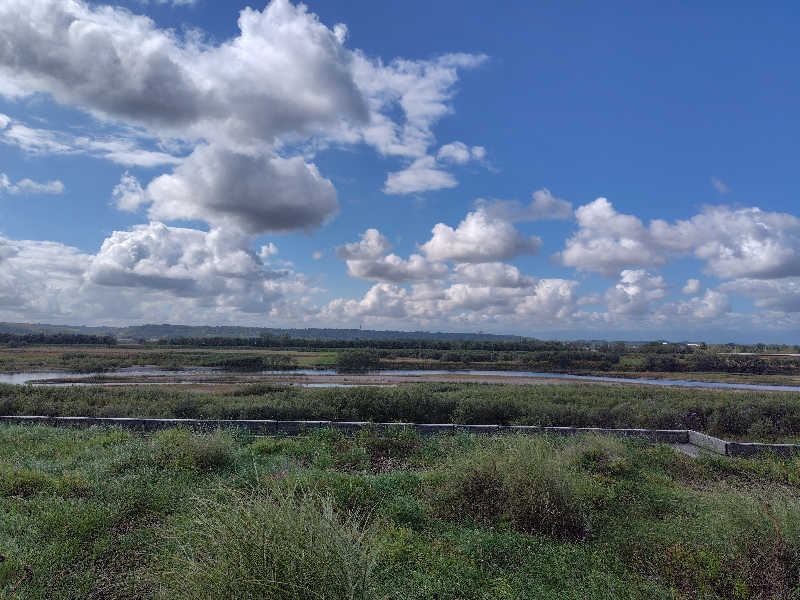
xmin=335 ymin=349 xmax=381 ymax=372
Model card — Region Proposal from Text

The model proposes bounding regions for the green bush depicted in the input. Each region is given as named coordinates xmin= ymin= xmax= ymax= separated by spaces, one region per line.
xmin=434 ymin=436 xmax=602 ymax=540
xmin=214 ymin=355 xmax=268 ymax=371
xmin=152 ymin=428 xmax=236 ymax=471
xmin=167 ymin=488 xmax=381 ymax=600
xmin=335 ymin=349 xmax=381 ymax=372
xmin=0 ymin=466 xmax=92 ymax=498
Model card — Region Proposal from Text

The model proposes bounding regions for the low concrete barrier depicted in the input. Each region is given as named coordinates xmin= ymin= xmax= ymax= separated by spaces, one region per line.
xmin=577 ymin=428 xmax=689 ymax=444
xmin=542 ymin=426 xmax=576 ymax=436
xmin=0 ymin=416 xmax=798 ymax=457
xmin=726 ymin=442 xmax=800 ymax=458
xmin=688 ymin=430 xmax=728 ymax=454
xmin=274 ymin=420 xmax=331 ymax=435
xmin=455 ymin=424 xmax=505 ymax=435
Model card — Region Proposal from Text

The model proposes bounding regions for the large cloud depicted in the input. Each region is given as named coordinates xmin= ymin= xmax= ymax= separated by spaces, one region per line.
xmin=0 ymin=0 xmax=367 ymax=146
xmin=86 ymin=222 xmax=283 ymax=297
xmin=514 ymin=279 xmax=579 ymax=320
xmin=0 ymin=224 xmax=315 ymax=324
xmin=557 ymin=198 xmax=667 ymax=277
xmin=0 ymin=0 xmax=490 ymax=243
xmin=346 ymin=254 xmax=449 ymax=283
xmin=0 ymin=237 xmax=91 ymax=319
xmin=320 ymin=265 xmax=580 ymax=329
xmin=605 ymin=269 xmax=668 ymax=316
xmin=0 ymin=0 xmax=486 ymax=219
xmin=336 ymin=228 xmax=447 ymax=283
xmin=720 ymin=278 xmax=800 ymax=313
xmin=651 ymin=206 xmax=800 ymax=280
xmin=420 ymin=208 xmax=542 ymax=263
xmin=336 ymin=229 xmax=392 ymax=260
xmin=657 ymin=290 xmax=731 ymax=321
xmin=558 ymin=199 xmax=800 ymax=280
xmin=143 ymin=145 xmax=338 ymax=232
xmin=351 ymin=52 xmax=487 ymax=159
xmin=452 ymin=262 xmax=535 ymax=288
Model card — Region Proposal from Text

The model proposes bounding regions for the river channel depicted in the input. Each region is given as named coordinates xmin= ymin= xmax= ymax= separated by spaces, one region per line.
xmin=0 ymin=367 xmax=799 ymax=392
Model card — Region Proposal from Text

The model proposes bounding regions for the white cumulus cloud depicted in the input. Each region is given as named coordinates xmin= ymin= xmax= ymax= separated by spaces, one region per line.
xmin=421 ymin=207 xmax=541 ymax=263
xmin=145 ymin=145 xmax=339 ymax=233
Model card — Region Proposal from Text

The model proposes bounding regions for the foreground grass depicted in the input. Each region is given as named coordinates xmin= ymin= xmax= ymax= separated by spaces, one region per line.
xmin=2 ymin=381 xmax=800 ymax=442
xmin=1 ymin=424 xmax=799 ymax=599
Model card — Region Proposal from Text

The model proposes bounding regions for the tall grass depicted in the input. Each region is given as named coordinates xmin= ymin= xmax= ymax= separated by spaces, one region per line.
xmin=166 ymin=487 xmax=381 ymax=600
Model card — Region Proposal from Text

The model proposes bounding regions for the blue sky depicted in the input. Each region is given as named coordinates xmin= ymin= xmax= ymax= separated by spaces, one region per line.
xmin=0 ymin=0 xmax=798 ymax=342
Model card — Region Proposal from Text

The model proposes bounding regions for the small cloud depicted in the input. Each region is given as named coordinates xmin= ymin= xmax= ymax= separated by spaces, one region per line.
xmin=112 ymin=172 xmax=147 ymax=212
xmin=470 ymin=146 xmax=487 ymax=161
xmin=312 ymin=251 xmax=323 ymax=260
xmin=1 ymin=172 xmax=64 ymax=195
xmin=259 ymin=243 xmax=279 ymax=259
xmin=437 ymin=141 xmax=487 ymax=165
xmin=383 ymin=156 xmax=458 ymax=195
xmin=682 ymin=278 xmax=701 ymax=295
xmin=480 ymin=188 xmax=573 ymax=222
xmin=711 ymin=176 xmax=730 ymax=194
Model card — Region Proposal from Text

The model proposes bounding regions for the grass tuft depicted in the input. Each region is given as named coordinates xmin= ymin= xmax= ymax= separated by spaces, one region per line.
xmin=166 ymin=487 xmax=381 ymax=600
xmin=434 ymin=435 xmax=603 ymax=540
xmin=152 ymin=428 xmax=236 ymax=472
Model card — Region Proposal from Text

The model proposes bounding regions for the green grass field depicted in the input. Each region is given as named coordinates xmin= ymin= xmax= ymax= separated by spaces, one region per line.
xmin=1 ymin=425 xmax=798 ymax=599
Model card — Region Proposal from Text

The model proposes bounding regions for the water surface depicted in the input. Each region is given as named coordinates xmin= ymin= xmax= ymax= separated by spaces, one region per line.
xmin=1 ymin=367 xmax=798 ymax=392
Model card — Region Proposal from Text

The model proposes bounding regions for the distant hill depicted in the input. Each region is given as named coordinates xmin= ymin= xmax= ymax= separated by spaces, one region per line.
xmin=0 ymin=322 xmax=527 ymax=342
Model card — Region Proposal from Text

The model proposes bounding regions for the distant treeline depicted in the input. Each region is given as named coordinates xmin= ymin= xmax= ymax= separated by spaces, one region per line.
xmin=157 ymin=335 xmax=578 ymax=352
xmin=0 ymin=333 xmax=117 ymax=346
xmin=645 ymin=352 xmax=800 ymax=375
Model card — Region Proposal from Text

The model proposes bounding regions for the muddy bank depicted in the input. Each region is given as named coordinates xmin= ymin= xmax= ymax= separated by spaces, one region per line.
xmin=32 ymin=371 xmax=573 ymax=388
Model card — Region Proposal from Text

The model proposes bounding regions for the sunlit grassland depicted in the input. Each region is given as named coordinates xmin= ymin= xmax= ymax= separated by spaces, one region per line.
xmin=1 ymin=425 xmax=798 ymax=599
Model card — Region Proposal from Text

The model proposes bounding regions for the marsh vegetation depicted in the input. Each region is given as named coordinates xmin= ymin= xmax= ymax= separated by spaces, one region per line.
xmin=2 ymin=381 xmax=799 ymax=442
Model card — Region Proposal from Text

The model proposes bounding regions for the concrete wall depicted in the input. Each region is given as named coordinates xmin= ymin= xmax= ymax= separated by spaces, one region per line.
xmin=688 ymin=430 xmax=728 ymax=455
xmin=0 ymin=416 xmax=797 ymax=456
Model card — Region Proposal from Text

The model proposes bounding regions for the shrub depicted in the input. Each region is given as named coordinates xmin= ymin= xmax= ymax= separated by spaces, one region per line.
xmin=0 ymin=466 xmax=92 ymax=498
xmin=167 ymin=488 xmax=381 ymax=600
xmin=215 ymin=355 xmax=268 ymax=371
xmin=434 ymin=436 xmax=601 ymax=540
xmin=152 ymin=428 xmax=236 ymax=471
xmin=335 ymin=350 xmax=381 ymax=372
